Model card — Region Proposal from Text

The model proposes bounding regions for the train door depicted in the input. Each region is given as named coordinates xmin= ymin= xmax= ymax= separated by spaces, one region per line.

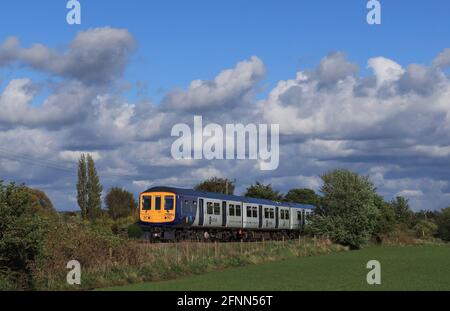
xmin=275 ymin=206 xmax=279 ymax=228
xmin=222 ymin=201 xmax=227 ymax=227
xmin=258 ymin=205 xmax=263 ymax=228
xmin=198 ymin=198 xmax=204 ymax=226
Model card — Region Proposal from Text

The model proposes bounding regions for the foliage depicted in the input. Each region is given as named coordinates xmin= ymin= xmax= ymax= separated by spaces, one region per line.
xmin=373 ymin=194 xmax=396 ymax=238
xmin=391 ymin=196 xmax=414 ymax=226
xmin=77 ymin=154 xmax=88 ymax=219
xmin=28 ymin=188 xmax=55 ymax=214
xmin=87 ymin=155 xmax=103 ymax=222
xmin=105 ymin=187 xmax=137 ymax=220
xmin=77 ymin=154 xmax=103 ymax=222
xmin=194 ymin=177 xmax=235 ymax=195
xmin=436 ymin=207 xmax=450 ymax=241
xmin=308 ymin=169 xmax=379 ymax=249
xmin=412 ymin=220 xmax=438 ymax=238
xmin=127 ymin=224 xmax=143 ymax=239
xmin=0 ymin=181 xmax=50 ymax=289
xmin=285 ymin=188 xmax=320 ymax=207
xmin=244 ymin=182 xmax=283 ymax=201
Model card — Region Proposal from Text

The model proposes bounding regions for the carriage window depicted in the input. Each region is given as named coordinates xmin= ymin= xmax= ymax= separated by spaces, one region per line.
xmin=264 ymin=208 xmax=268 ymax=218
xmin=236 ymin=205 xmax=241 ymax=216
xmin=229 ymin=204 xmax=235 ymax=216
xmin=297 ymin=211 xmax=302 ymax=220
xmin=142 ymin=196 xmax=152 ymax=210
xmin=252 ymin=206 xmax=258 ymax=218
xmin=286 ymin=210 xmax=290 ymax=219
xmin=155 ymin=196 xmax=161 ymax=210
xmin=213 ymin=203 xmax=220 ymax=215
xmin=247 ymin=206 xmax=252 ymax=217
xmin=207 ymin=202 xmax=213 ymax=214
xmin=165 ymin=196 xmax=175 ymax=210
xmin=282 ymin=210 xmax=286 ymax=220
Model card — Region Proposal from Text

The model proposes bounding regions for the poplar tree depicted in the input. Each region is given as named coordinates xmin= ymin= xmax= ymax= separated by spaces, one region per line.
xmin=86 ymin=154 xmax=103 ymax=222
xmin=76 ymin=153 xmax=103 ymax=222
xmin=76 ymin=154 xmax=88 ymax=219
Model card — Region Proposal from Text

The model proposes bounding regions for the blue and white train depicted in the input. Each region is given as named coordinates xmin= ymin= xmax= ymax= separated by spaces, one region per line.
xmin=138 ymin=186 xmax=314 ymax=241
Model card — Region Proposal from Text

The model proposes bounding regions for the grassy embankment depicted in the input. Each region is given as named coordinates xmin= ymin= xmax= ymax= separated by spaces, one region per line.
xmin=103 ymin=244 xmax=450 ymax=291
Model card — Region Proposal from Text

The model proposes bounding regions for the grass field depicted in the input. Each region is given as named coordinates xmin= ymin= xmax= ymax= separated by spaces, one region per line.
xmin=103 ymin=245 xmax=450 ymax=291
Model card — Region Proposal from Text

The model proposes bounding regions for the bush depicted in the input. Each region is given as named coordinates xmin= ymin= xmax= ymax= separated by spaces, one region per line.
xmin=0 ymin=181 xmax=50 ymax=289
xmin=413 ymin=220 xmax=438 ymax=239
xmin=308 ymin=169 xmax=379 ymax=249
xmin=105 ymin=187 xmax=137 ymax=221
xmin=127 ymin=224 xmax=143 ymax=239
xmin=436 ymin=207 xmax=450 ymax=241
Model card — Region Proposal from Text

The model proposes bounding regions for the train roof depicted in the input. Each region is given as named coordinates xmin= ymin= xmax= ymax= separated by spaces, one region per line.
xmin=143 ymin=186 xmax=314 ymax=210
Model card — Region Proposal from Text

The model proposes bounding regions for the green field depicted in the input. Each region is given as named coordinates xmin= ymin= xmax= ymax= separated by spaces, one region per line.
xmin=104 ymin=245 xmax=450 ymax=291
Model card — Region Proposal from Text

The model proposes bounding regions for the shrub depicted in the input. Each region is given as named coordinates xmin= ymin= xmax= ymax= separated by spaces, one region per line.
xmin=0 ymin=181 xmax=50 ymax=289
xmin=413 ymin=220 xmax=438 ymax=239
xmin=436 ymin=207 xmax=450 ymax=241
xmin=308 ymin=169 xmax=379 ymax=249
xmin=127 ymin=224 xmax=143 ymax=239
xmin=105 ymin=187 xmax=137 ymax=220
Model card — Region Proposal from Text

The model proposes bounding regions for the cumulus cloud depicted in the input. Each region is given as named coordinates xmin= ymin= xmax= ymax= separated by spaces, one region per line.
xmin=433 ymin=48 xmax=450 ymax=69
xmin=1 ymin=28 xmax=449 ymax=211
xmin=0 ymin=27 xmax=136 ymax=84
xmin=162 ymin=56 xmax=265 ymax=112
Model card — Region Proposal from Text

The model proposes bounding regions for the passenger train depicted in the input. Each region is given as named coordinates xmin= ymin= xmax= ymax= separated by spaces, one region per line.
xmin=138 ymin=186 xmax=314 ymax=241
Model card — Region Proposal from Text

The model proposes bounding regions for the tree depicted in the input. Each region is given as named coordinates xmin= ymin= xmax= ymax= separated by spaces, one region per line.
xmin=373 ymin=194 xmax=396 ymax=238
xmin=86 ymin=154 xmax=103 ymax=222
xmin=244 ymin=182 xmax=283 ymax=201
xmin=77 ymin=154 xmax=103 ymax=222
xmin=194 ymin=177 xmax=235 ymax=195
xmin=308 ymin=169 xmax=379 ymax=249
xmin=413 ymin=220 xmax=437 ymax=239
xmin=391 ymin=196 xmax=413 ymax=226
xmin=105 ymin=187 xmax=137 ymax=220
xmin=77 ymin=154 xmax=88 ymax=219
xmin=285 ymin=188 xmax=320 ymax=207
xmin=0 ymin=181 xmax=49 ymax=288
xmin=436 ymin=207 xmax=450 ymax=241
xmin=28 ymin=188 xmax=55 ymax=214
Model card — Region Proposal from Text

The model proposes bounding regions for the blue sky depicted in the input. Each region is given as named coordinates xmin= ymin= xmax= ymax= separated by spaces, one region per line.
xmin=2 ymin=0 xmax=450 ymax=102
xmin=1 ymin=0 xmax=450 ymax=211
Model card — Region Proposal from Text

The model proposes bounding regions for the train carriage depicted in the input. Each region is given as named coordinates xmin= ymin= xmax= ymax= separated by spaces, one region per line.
xmin=138 ymin=186 xmax=314 ymax=241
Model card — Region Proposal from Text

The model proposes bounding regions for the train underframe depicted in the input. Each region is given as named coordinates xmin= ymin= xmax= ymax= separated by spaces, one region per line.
xmin=140 ymin=225 xmax=304 ymax=242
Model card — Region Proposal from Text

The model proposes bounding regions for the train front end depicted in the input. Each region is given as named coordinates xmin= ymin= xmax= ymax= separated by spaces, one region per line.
xmin=139 ymin=190 xmax=177 ymax=227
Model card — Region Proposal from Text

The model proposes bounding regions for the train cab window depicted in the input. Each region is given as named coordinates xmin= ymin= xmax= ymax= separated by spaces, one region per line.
xmin=207 ymin=202 xmax=213 ymax=214
xmin=252 ymin=206 xmax=258 ymax=218
xmin=142 ymin=196 xmax=152 ymax=210
xmin=236 ymin=205 xmax=241 ymax=216
xmin=213 ymin=203 xmax=220 ymax=215
xmin=155 ymin=196 xmax=161 ymax=210
xmin=229 ymin=204 xmax=235 ymax=216
xmin=165 ymin=196 xmax=175 ymax=211
xmin=246 ymin=206 xmax=252 ymax=217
